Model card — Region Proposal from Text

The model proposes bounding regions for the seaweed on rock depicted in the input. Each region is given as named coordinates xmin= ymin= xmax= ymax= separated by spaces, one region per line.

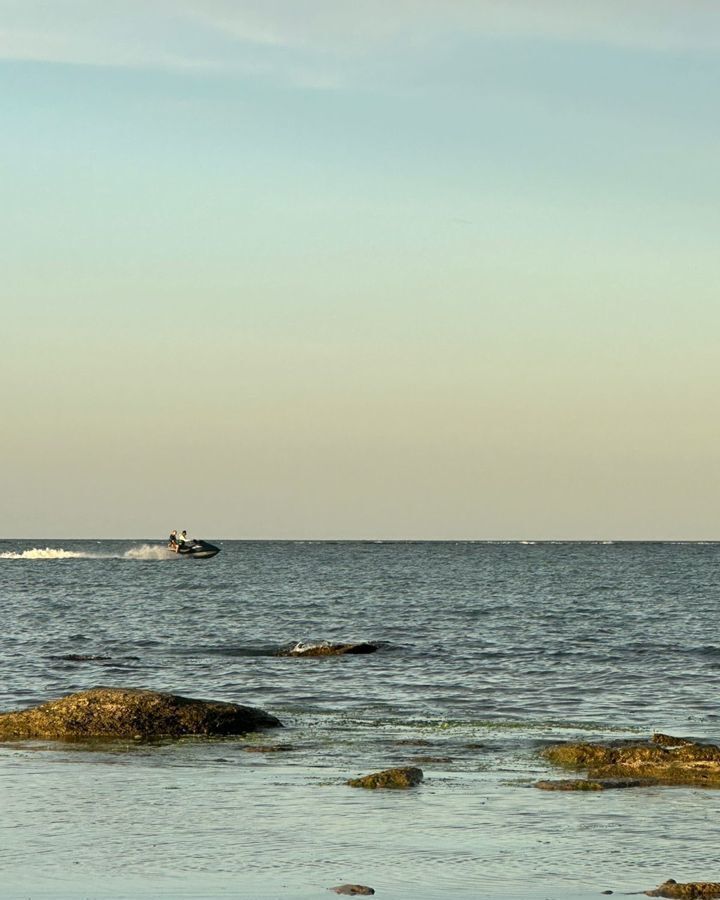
xmin=542 ymin=734 xmax=720 ymax=788
xmin=0 ymin=687 xmax=282 ymax=740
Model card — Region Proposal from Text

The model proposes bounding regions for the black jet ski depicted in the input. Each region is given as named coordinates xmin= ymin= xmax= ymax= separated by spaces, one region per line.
xmin=170 ymin=539 xmax=221 ymax=559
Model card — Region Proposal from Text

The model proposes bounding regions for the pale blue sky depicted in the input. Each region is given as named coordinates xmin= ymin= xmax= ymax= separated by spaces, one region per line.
xmin=3 ymin=2 xmax=719 ymax=539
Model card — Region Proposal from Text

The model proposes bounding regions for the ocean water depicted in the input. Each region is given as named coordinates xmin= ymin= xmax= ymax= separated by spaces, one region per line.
xmin=2 ymin=539 xmax=720 ymax=899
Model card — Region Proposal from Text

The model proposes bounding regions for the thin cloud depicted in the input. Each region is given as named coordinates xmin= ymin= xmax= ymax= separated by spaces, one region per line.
xmin=0 ymin=1 xmax=717 ymax=79
xmin=182 ymin=0 xmax=720 ymax=53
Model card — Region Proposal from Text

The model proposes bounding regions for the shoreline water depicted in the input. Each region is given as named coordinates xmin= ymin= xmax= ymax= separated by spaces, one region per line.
xmin=3 ymin=540 xmax=719 ymax=898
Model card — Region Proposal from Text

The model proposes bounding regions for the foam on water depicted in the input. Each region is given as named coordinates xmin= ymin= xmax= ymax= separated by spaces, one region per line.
xmin=289 ymin=640 xmax=332 ymax=653
xmin=0 ymin=547 xmax=92 ymax=560
xmin=122 ymin=544 xmax=176 ymax=560
xmin=0 ymin=544 xmax=177 ymax=560
xmin=0 ymin=544 xmax=177 ymax=561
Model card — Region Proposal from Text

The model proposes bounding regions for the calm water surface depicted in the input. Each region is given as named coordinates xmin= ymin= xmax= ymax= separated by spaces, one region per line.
xmin=2 ymin=540 xmax=719 ymax=898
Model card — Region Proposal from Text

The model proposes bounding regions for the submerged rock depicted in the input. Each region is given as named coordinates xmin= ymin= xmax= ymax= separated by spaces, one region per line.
xmin=54 ymin=654 xmax=112 ymax=662
xmin=243 ymin=743 xmax=295 ymax=753
xmin=0 ymin=687 xmax=282 ymax=740
xmin=534 ymin=778 xmax=644 ymax=791
xmin=410 ymin=755 xmax=454 ymax=764
xmin=542 ymin=733 xmax=720 ymax=787
xmin=645 ymin=880 xmax=720 ymax=898
xmin=52 ymin=654 xmax=142 ymax=664
xmin=347 ymin=766 xmax=423 ymax=789
xmin=277 ymin=641 xmax=378 ymax=657
xmin=330 ymin=886 xmax=375 ymax=896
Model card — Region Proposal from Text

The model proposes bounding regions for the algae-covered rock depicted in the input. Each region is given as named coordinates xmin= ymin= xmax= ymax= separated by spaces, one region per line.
xmin=278 ymin=641 xmax=378 ymax=657
xmin=645 ymin=879 xmax=720 ymax=898
xmin=534 ymin=778 xmax=644 ymax=791
xmin=542 ymin=734 xmax=720 ymax=787
xmin=652 ymin=733 xmax=694 ymax=748
xmin=347 ymin=766 xmax=423 ymax=789
xmin=0 ymin=687 xmax=281 ymax=740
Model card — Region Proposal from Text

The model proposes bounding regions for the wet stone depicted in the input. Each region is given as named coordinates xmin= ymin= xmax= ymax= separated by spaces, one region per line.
xmin=410 ymin=755 xmax=455 ymax=764
xmin=534 ymin=778 xmax=645 ymax=791
xmin=347 ymin=766 xmax=424 ymax=789
xmin=243 ymin=743 xmax=295 ymax=753
xmin=0 ymin=687 xmax=282 ymax=741
xmin=652 ymin=733 xmax=694 ymax=747
xmin=277 ymin=642 xmax=379 ymax=657
xmin=645 ymin=879 xmax=720 ymax=898
xmin=330 ymin=885 xmax=375 ymax=895
xmin=542 ymin=734 xmax=720 ymax=787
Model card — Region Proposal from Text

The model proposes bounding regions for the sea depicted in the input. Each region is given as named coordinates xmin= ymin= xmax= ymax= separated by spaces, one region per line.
xmin=2 ymin=539 xmax=719 ymax=900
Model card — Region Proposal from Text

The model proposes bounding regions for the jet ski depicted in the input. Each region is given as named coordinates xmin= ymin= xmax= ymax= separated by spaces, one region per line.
xmin=170 ymin=539 xmax=221 ymax=559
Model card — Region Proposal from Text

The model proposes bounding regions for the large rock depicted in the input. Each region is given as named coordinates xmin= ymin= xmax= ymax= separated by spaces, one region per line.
xmin=0 ymin=687 xmax=282 ymax=740
xmin=542 ymin=733 xmax=720 ymax=787
xmin=347 ymin=766 xmax=424 ymax=789
xmin=278 ymin=641 xmax=378 ymax=658
xmin=645 ymin=880 xmax=720 ymax=898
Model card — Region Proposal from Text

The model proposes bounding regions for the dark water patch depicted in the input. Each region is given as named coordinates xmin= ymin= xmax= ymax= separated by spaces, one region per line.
xmin=170 ymin=643 xmax=286 ymax=658
xmin=51 ymin=654 xmax=143 ymax=664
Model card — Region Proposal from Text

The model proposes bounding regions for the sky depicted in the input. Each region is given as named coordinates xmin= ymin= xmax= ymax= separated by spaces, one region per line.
xmin=2 ymin=1 xmax=719 ymax=540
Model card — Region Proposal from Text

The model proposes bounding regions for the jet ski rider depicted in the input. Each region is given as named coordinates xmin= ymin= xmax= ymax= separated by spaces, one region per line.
xmin=168 ymin=529 xmax=178 ymax=549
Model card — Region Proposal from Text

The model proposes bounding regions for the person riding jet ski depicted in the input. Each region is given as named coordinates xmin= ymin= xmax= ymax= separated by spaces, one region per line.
xmin=166 ymin=529 xmax=220 ymax=559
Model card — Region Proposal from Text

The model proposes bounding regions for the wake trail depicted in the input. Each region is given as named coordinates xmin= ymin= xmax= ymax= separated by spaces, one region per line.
xmin=1 ymin=545 xmax=176 ymax=561
xmin=0 ymin=547 xmax=94 ymax=560
xmin=123 ymin=544 xmax=176 ymax=560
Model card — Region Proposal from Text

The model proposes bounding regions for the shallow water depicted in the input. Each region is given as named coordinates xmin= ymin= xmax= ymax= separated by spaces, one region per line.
xmin=2 ymin=540 xmax=719 ymax=898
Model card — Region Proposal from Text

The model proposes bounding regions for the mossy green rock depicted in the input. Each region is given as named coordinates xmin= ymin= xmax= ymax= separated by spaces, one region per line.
xmin=645 ymin=879 xmax=720 ymax=898
xmin=0 ymin=687 xmax=282 ymax=740
xmin=543 ymin=734 xmax=720 ymax=787
xmin=347 ymin=766 xmax=424 ymax=789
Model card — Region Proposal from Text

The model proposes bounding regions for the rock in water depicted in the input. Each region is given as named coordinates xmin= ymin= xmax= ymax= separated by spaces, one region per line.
xmin=331 ymin=886 xmax=375 ymax=895
xmin=652 ymin=733 xmax=694 ymax=748
xmin=542 ymin=733 xmax=720 ymax=787
xmin=645 ymin=880 xmax=720 ymax=898
xmin=278 ymin=641 xmax=378 ymax=657
xmin=243 ymin=743 xmax=295 ymax=753
xmin=0 ymin=687 xmax=282 ymax=740
xmin=534 ymin=778 xmax=645 ymax=791
xmin=347 ymin=766 xmax=423 ymax=789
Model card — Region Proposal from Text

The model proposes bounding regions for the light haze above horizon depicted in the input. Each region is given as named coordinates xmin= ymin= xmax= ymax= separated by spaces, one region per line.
xmin=3 ymin=1 xmax=719 ymax=541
